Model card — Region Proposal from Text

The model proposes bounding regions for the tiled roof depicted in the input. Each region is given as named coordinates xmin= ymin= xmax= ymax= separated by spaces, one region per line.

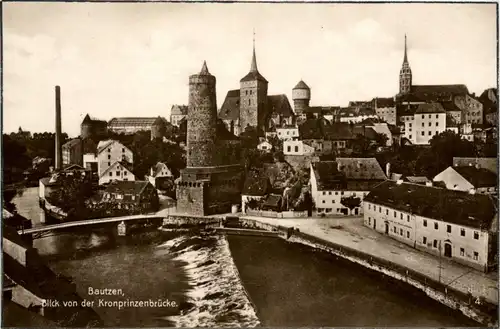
xmin=219 ymin=90 xmax=240 ymax=121
xmin=415 ymin=103 xmax=445 ymax=114
xmin=311 ymin=161 xmax=346 ymax=191
xmin=62 ymin=138 xmax=81 ymax=150
xmin=82 ymin=114 xmax=107 ymax=124
xmin=103 ymin=180 xmax=151 ymax=195
xmin=336 ymin=158 xmax=387 ymax=180
xmin=108 ymin=117 xmax=167 ymax=128
xmin=293 ymin=80 xmax=310 ymax=90
xmin=405 ymin=176 xmax=430 ymax=184
xmin=396 ymin=93 xmax=427 ymax=103
xmin=375 ymin=97 xmax=395 ymax=108
xmin=171 ymin=105 xmax=188 ymax=116
xmin=453 ymin=157 xmax=497 ymax=174
xmin=100 ymin=161 xmax=134 ymax=178
xmin=364 ymin=180 xmax=497 ymax=230
xmin=453 ymin=166 xmax=498 ymax=188
xmin=352 ymin=126 xmax=378 ymax=139
xmin=411 ymin=84 xmax=469 ymax=96
xmin=151 ymin=162 xmax=172 ymax=178
xmin=97 ymin=140 xmax=130 ymax=155
xmin=299 ymin=117 xmax=332 ymax=139
xmin=268 ymin=94 xmax=294 ymax=117
xmin=242 ymin=171 xmax=271 ymax=196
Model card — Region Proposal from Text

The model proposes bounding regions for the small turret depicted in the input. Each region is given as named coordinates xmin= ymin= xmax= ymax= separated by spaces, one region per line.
xmin=292 ymin=80 xmax=311 ymax=115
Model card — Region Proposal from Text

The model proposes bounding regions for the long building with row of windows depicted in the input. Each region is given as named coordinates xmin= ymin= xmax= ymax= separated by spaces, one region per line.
xmin=363 ymin=180 xmax=498 ymax=272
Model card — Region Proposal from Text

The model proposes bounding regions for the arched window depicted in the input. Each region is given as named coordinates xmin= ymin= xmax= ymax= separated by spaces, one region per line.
xmin=248 ymin=99 xmax=251 ymax=106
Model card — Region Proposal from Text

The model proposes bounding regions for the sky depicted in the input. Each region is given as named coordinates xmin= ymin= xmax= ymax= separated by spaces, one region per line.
xmin=3 ymin=2 xmax=497 ymax=137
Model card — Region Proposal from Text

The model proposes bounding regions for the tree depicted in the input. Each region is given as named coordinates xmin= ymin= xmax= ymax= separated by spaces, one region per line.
xmin=340 ymin=195 xmax=361 ymax=215
xmin=46 ymin=174 xmax=93 ymax=216
xmin=373 ymin=132 xmax=389 ymax=148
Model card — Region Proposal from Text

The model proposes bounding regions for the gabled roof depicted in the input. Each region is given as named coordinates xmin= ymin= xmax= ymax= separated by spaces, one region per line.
xmin=219 ymin=90 xmax=240 ymax=121
xmin=100 ymin=161 xmax=134 ymax=178
xmin=171 ymin=105 xmax=188 ymax=116
xmin=103 ymin=180 xmax=151 ymax=195
xmin=415 ymin=103 xmax=445 ymax=114
xmin=267 ymin=94 xmax=294 ymax=117
xmin=453 ymin=166 xmax=497 ymax=188
xmin=242 ymin=171 xmax=271 ymax=196
xmin=293 ymin=80 xmax=310 ymax=90
xmin=62 ymin=138 xmax=81 ymax=149
xmin=453 ymin=157 xmax=497 ymax=174
xmin=311 ymin=161 xmax=346 ymax=191
xmin=352 ymin=126 xmax=378 ymax=139
xmin=240 ymin=71 xmax=268 ymax=83
xmin=97 ymin=139 xmax=130 ymax=155
xmin=151 ymin=162 xmax=172 ymax=178
xmin=365 ymin=180 xmax=496 ymax=230
xmin=405 ymin=176 xmax=430 ymax=184
xmin=411 ymin=84 xmax=469 ymax=96
xmin=325 ymin=122 xmax=356 ymax=141
xmin=336 ymin=158 xmax=387 ymax=180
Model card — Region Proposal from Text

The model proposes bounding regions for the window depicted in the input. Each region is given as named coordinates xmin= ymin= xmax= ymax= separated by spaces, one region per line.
xmin=428 ymin=131 xmax=432 ymax=135
xmin=109 ymin=172 xmax=112 ymax=176
xmin=322 ymin=200 xmax=325 ymax=204
xmin=407 ymin=232 xmax=410 ymax=238
xmin=122 ymin=148 xmax=125 ymax=152
xmin=124 ymin=171 xmax=127 ymax=176
xmin=409 ymin=135 xmax=412 ymax=139
xmin=436 ymin=122 xmax=439 ymax=126
xmin=400 ymin=213 xmax=403 ymax=220
xmin=421 ymin=123 xmax=425 ymax=127
xmin=332 ymin=200 xmax=335 ymax=203
xmin=108 ymin=155 xmax=111 ymax=160
xmin=428 ymin=122 xmax=432 ymax=127
xmin=108 ymin=148 xmax=111 ymax=152
xmin=328 ymin=192 xmax=332 ymax=195
xmin=322 ymin=192 xmax=326 ymax=195
xmin=473 ymin=252 xmax=478 ymax=261
xmin=428 ymin=114 xmax=431 ymax=118
xmin=423 ymin=219 xmax=427 ymax=227
xmin=108 ymin=162 xmax=111 ymax=166
xmin=460 ymin=228 xmax=465 ymax=237
xmin=335 ymin=192 xmax=338 ymax=196
xmin=287 ymin=146 xmax=291 ymax=152
xmin=436 ymin=114 xmax=439 ymax=118
xmin=248 ymin=99 xmax=251 ymax=105
xmin=341 ymin=191 xmax=344 ymax=195
xmin=474 ymin=231 xmax=479 ymax=240
xmin=250 ymin=90 xmax=253 ymax=95
xmin=379 ymin=207 xmax=381 ymax=213
xmin=433 ymin=240 xmax=437 ymax=248
xmin=447 ymin=225 xmax=451 ymax=233
xmin=394 ymin=211 xmax=396 ymax=218
xmin=294 ymin=146 xmax=299 ymax=152
xmin=245 ymin=90 xmax=248 ymax=95
xmin=368 ymin=204 xmax=371 ymax=210
xmin=409 ymin=123 xmax=412 ymax=127
xmin=423 ymin=237 xmax=427 ymax=244
xmin=434 ymin=222 xmax=438 ymax=230
xmin=460 ymin=248 xmax=464 ymax=256
xmin=368 ymin=218 xmax=371 ymax=225
xmin=386 ymin=209 xmax=389 ymax=215
xmin=422 ymin=115 xmax=425 ymax=119
xmin=400 ymin=229 xmax=403 ymax=235
xmin=421 ymin=131 xmax=424 ymax=136
xmin=393 ymin=226 xmax=397 ymax=233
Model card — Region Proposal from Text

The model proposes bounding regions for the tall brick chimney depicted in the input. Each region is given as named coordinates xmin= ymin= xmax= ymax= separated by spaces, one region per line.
xmin=55 ymin=86 xmax=62 ymax=170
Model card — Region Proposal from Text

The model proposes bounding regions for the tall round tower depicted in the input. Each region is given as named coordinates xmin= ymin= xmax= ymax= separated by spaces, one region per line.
xmin=292 ymin=80 xmax=311 ymax=115
xmin=81 ymin=114 xmax=93 ymax=139
xmin=187 ymin=61 xmax=217 ymax=167
xmin=151 ymin=116 xmax=166 ymax=140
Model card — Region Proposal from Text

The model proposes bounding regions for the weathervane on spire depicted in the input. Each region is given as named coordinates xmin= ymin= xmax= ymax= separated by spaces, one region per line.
xmin=250 ymin=28 xmax=258 ymax=72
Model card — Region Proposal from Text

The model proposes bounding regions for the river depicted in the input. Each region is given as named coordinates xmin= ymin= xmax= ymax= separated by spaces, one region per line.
xmin=10 ymin=187 xmax=479 ymax=327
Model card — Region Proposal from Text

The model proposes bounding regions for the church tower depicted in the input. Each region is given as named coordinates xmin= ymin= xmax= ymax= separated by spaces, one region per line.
xmin=399 ymin=35 xmax=412 ymax=95
xmin=239 ymin=32 xmax=268 ymax=134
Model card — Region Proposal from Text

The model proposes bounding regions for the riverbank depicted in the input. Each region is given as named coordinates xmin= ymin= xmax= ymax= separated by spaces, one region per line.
xmin=239 ymin=216 xmax=498 ymax=326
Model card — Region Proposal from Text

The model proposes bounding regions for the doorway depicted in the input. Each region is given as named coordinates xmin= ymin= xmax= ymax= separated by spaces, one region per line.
xmin=444 ymin=243 xmax=452 ymax=258
xmin=373 ymin=218 xmax=376 ymax=230
xmin=384 ymin=222 xmax=389 ymax=234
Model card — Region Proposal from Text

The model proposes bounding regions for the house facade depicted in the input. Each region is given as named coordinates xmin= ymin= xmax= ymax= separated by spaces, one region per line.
xmin=276 ymin=126 xmax=299 ymax=140
xmin=97 ymin=140 xmax=134 ymax=184
xmin=257 ymin=141 xmax=272 ymax=152
xmin=62 ymin=138 xmax=83 ymax=166
xmin=99 ymin=161 xmax=135 ymax=185
xmin=310 ymin=159 xmax=386 ymax=216
xmin=96 ymin=181 xmax=159 ymax=214
xmin=170 ymin=105 xmax=188 ymax=127
xmin=283 ymin=140 xmax=315 ymax=155
xmin=374 ymin=97 xmax=397 ymax=125
xmin=404 ymin=103 xmax=446 ymax=145
xmin=364 ymin=180 xmax=497 ymax=272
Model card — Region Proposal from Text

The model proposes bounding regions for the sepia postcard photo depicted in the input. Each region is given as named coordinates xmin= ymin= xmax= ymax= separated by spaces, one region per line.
xmin=1 ymin=1 xmax=498 ymax=327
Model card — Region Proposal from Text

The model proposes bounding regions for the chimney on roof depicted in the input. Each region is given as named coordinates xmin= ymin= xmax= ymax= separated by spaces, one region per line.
xmin=425 ymin=181 xmax=433 ymax=187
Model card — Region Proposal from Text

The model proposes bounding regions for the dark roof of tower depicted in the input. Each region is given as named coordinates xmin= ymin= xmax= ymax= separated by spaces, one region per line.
xmin=240 ymin=42 xmax=268 ymax=83
xmin=364 ymin=180 xmax=496 ymax=230
xmin=293 ymin=80 xmax=310 ymax=90
xmin=375 ymin=97 xmax=395 ymax=108
xmin=403 ymin=34 xmax=409 ymax=64
xmin=200 ymin=61 xmax=210 ymax=75
xmin=82 ymin=114 xmax=92 ymax=123
xmin=152 ymin=116 xmax=166 ymax=127
xmin=219 ymin=89 xmax=240 ymax=121
xmin=267 ymin=95 xmax=294 ymax=117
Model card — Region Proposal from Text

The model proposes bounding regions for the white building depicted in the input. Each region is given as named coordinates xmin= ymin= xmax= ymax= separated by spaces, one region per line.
xmin=433 ymin=166 xmax=497 ymax=195
xmin=146 ymin=162 xmax=174 ymax=188
xmin=257 ymin=141 xmax=272 ymax=152
xmin=241 ymin=172 xmax=271 ymax=213
xmin=363 ymin=180 xmax=497 ymax=272
xmin=404 ymin=103 xmax=446 ymax=145
xmin=283 ymin=140 xmax=315 ymax=155
xmin=374 ymin=97 xmax=397 ymax=125
xmin=276 ymin=126 xmax=299 ymax=140
xmin=99 ymin=161 xmax=135 ymax=185
xmin=310 ymin=159 xmax=387 ymax=216
xmin=170 ymin=105 xmax=188 ymax=127
xmin=97 ymin=140 xmax=134 ymax=185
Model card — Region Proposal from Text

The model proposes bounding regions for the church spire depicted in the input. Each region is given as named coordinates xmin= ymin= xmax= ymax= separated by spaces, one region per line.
xmin=250 ymin=29 xmax=258 ymax=72
xmin=200 ymin=60 xmax=210 ymax=75
xmin=403 ymin=34 xmax=408 ymax=64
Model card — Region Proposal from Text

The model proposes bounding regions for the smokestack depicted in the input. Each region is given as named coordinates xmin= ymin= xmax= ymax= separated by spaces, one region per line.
xmin=55 ymin=86 xmax=62 ymax=170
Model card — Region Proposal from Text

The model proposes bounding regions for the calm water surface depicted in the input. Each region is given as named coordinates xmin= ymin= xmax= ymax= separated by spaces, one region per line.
xmin=12 ymin=187 xmax=479 ymax=327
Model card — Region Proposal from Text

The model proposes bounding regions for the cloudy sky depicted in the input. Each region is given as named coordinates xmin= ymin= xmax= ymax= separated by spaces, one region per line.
xmin=3 ymin=2 xmax=497 ymax=137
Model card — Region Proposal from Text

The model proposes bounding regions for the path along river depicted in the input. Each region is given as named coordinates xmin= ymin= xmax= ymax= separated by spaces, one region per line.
xmin=11 ymin=187 xmax=479 ymax=327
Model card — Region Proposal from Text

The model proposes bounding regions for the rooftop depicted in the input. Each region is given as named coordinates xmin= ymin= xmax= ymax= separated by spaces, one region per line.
xmin=453 ymin=157 xmax=497 ymax=174
xmin=415 ymin=103 xmax=446 ymax=114
xmin=293 ymin=80 xmax=310 ymax=90
xmin=336 ymin=158 xmax=387 ymax=180
xmin=103 ymin=180 xmax=151 ymax=195
xmin=453 ymin=166 xmax=498 ymax=188
xmin=365 ymin=180 xmax=497 ymax=230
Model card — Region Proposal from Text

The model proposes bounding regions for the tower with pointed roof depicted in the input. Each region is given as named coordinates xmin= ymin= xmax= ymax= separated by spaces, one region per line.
xmin=239 ymin=32 xmax=268 ymax=134
xmin=399 ymin=35 xmax=412 ymax=95
xmin=292 ymin=80 xmax=311 ymax=116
